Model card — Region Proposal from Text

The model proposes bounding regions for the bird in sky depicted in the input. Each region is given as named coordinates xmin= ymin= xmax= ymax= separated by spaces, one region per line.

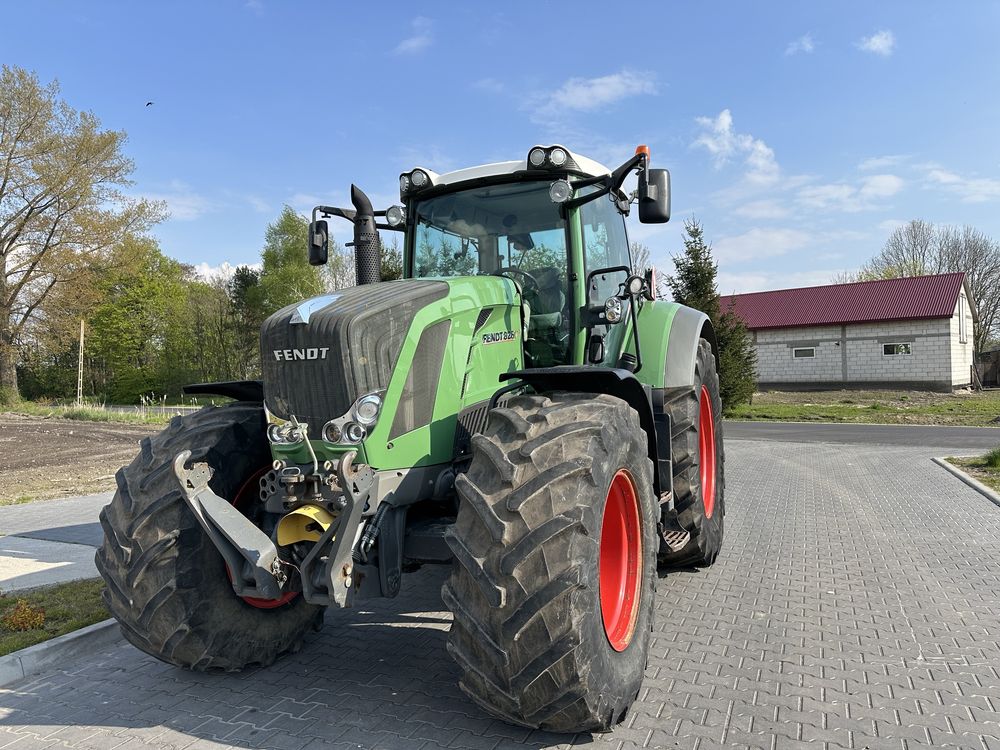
xmin=145 ymin=101 xmax=154 ymax=107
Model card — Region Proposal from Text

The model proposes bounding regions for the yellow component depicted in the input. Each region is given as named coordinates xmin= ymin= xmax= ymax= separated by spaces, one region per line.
xmin=276 ymin=504 xmax=336 ymax=546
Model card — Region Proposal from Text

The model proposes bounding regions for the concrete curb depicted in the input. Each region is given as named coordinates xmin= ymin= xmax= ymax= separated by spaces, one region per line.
xmin=932 ymin=457 xmax=1000 ymax=510
xmin=0 ymin=618 xmax=119 ymax=688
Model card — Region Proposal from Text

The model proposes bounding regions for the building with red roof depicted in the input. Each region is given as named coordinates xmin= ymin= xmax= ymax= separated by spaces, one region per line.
xmin=720 ymin=273 xmax=977 ymax=391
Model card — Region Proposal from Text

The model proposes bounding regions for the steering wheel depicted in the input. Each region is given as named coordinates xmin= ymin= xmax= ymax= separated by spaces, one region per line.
xmin=494 ymin=267 xmax=539 ymax=293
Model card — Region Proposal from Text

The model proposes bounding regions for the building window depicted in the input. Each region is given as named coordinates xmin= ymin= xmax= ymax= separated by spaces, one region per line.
xmin=959 ymin=295 xmax=969 ymax=344
xmin=792 ymin=347 xmax=815 ymax=358
xmin=883 ymin=343 xmax=912 ymax=356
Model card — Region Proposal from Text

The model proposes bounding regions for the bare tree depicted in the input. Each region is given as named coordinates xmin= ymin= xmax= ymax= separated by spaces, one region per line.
xmin=839 ymin=219 xmax=1000 ymax=352
xmin=0 ymin=65 xmax=161 ymax=402
xmin=937 ymin=225 xmax=1000 ymax=353
xmin=630 ymin=240 xmax=669 ymax=297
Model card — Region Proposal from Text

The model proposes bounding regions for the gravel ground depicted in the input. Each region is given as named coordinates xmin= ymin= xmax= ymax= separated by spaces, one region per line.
xmin=0 ymin=414 xmax=157 ymax=504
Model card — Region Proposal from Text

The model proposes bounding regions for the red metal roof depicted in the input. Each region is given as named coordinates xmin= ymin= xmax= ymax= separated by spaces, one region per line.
xmin=719 ymin=272 xmax=967 ymax=331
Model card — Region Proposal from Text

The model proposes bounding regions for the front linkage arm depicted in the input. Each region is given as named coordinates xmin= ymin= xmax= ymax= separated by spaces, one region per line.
xmin=173 ymin=449 xmax=375 ymax=608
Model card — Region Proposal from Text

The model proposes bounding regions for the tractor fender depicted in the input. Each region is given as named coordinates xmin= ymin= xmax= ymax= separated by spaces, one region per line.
xmin=630 ymin=301 xmax=718 ymax=389
xmin=498 ymin=367 xmax=667 ymax=498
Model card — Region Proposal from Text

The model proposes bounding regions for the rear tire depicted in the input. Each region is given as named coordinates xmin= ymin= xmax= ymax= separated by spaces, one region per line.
xmin=443 ymin=392 xmax=657 ymax=732
xmin=95 ymin=402 xmax=322 ymax=672
xmin=659 ymin=338 xmax=725 ymax=568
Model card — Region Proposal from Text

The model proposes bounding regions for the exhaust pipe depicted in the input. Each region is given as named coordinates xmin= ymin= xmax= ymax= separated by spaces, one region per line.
xmin=351 ymin=185 xmax=381 ymax=285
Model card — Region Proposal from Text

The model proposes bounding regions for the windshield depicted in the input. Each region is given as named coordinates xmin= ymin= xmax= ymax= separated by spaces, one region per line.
xmin=411 ymin=181 xmax=571 ymax=366
xmin=411 ymin=181 xmax=567 ymax=278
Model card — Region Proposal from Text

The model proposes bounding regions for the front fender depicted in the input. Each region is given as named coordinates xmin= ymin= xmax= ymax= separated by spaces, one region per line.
xmin=629 ymin=301 xmax=717 ymax=389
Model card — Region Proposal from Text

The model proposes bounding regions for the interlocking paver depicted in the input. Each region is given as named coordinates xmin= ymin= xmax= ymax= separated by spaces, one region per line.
xmin=2 ymin=440 xmax=1000 ymax=748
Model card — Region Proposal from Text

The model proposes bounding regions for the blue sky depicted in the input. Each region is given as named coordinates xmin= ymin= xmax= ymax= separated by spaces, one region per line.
xmin=5 ymin=1 xmax=1000 ymax=293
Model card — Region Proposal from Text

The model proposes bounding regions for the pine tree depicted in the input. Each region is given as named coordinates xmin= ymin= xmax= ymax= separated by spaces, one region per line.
xmin=666 ymin=220 xmax=757 ymax=409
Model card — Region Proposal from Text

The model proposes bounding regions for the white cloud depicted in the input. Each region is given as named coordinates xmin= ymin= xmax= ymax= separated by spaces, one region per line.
xmin=797 ymin=173 xmax=903 ymax=212
xmin=713 ymin=227 xmax=813 ymax=264
xmin=692 ymin=109 xmax=779 ymax=185
xmin=143 ymin=181 xmax=214 ymax=221
xmin=192 ymin=261 xmax=258 ymax=283
xmin=531 ymin=70 xmax=656 ymax=124
xmin=859 ymin=173 xmax=905 ymax=199
xmin=245 ymin=195 xmax=270 ymax=213
xmin=858 ymin=30 xmax=895 ymax=57
xmin=473 ymin=78 xmax=505 ymax=94
xmin=734 ymin=200 xmax=788 ymax=220
xmin=858 ymin=154 xmax=908 ymax=171
xmin=785 ymin=34 xmax=814 ymax=56
xmin=394 ymin=17 xmax=433 ymax=55
xmin=925 ymin=167 xmax=1000 ymax=203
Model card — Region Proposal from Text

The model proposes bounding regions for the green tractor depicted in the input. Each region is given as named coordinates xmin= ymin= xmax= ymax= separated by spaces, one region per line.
xmin=97 ymin=144 xmax=724 ymax=732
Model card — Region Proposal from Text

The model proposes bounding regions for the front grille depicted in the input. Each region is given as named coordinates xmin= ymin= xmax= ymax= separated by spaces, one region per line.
xmin=260 ymin=281 xmax=448 ymax=427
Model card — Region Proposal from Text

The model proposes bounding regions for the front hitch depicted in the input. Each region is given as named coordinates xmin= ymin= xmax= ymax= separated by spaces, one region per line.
xmin=173 ymin=451 xmax=286 ymax=600
xmin=298 ymin=450 xmax=375 ymax=607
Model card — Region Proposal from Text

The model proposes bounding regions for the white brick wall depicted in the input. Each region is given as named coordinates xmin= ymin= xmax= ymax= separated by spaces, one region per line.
xmin=949 ymin=292 xmax=975 ymax=385
xmin=754 ymin=315 xmax=962 ymax=387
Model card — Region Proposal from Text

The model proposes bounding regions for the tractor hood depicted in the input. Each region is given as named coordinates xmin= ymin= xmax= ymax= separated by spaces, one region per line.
xmin=260 ymin=280 xmax=448 ymax=427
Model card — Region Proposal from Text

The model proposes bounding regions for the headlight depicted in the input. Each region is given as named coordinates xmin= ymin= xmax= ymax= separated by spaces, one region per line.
xmin=549 ymin=147 xmax=568 ymax=166
xmin=528 ymin=147 xmax=546 ymax=167
xmin=410 ymin=169 xmax=429 ymax=188
xmin=354 ymin=394 xmax=382 ymax=426
xmin=386 ymin=205 xmax=405 ymax=227
xmin=549 ymin=179 xmax=572 ymax=203
xmin=343 ymin=422 xmax=365 ymax=443
xmin=321 ymin=421 xmax=342 ymax=443
xmin=605 ymin=296 xmax=624 ymax=323
xmin=267 ymin=422 xmax=304 ymax=445
xmin=399 ymin=174 xmax=410 ymax=193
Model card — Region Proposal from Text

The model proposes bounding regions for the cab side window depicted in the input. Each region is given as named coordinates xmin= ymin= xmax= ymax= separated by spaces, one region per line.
xmin=581 ymin=194 xmax=630 ymax=302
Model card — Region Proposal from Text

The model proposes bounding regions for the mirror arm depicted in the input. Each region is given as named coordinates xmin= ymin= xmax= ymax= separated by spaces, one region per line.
xmin=611 ymin=152 xmax=646 ymax=193
xmin=565 ymin=153 xmax=647 ymax=212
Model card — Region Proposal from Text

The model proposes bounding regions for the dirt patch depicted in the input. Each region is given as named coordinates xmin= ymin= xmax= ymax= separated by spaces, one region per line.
xmin=0 ymin=414 xmax=159 ymax=504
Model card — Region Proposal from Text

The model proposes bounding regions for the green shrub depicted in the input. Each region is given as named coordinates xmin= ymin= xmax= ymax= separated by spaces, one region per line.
xmin=985 ymin=446 xmax=1000 ymax=469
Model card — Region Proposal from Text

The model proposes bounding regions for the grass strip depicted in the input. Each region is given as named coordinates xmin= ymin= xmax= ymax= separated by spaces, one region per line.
xmin=0 ymin=579 xmax=108 ymax=657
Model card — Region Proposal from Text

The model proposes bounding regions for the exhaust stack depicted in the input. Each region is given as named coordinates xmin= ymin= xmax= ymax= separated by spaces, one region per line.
xmin=351 ymin=185 xmax=381 ymax=285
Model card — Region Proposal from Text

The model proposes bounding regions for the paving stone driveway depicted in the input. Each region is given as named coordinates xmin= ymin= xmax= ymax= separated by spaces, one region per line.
xmin=2 ymin=438 xmax=1000 ymax=750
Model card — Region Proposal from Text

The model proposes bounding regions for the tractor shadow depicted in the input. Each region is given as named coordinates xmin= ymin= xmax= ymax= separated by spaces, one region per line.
xmin=0 ymin=566 xmax=588 ymax=749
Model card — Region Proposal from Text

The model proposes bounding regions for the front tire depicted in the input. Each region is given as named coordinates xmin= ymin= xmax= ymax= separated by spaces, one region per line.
xmin=96 ymin=402 xmax=322 ymax=672
xmin=659 ymin=338 xmax=725 ymax=568
xmin=443 ymin=392 xmax=657 ymax=732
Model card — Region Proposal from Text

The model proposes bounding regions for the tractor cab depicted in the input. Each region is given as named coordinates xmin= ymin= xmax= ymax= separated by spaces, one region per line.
xmin=308 ymin=145 xmax=671 ymax=369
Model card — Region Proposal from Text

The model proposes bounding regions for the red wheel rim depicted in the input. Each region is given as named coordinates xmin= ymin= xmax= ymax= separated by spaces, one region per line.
xmin=228 ymin=467 xmax=298 ymax=610
xmin=699 ymin=385 xmax=717 ymax=519
xmin=599 ymin=470 xmax=642 ymax=652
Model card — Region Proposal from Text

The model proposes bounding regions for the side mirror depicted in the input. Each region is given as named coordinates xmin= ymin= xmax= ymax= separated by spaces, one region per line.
xmin=308 ymin=220 xmax=329 ymax=266
xmin=638 ymin=168 xmax=670 ymax=224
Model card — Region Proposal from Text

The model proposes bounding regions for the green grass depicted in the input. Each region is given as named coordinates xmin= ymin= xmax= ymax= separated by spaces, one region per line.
xmin=4 ymin=401 xmax=172 ymax=425
xmin=0 ymin=579 xmax=108 ymax=657
xmin=946 ymin=451 xmax=1000 ymax=494
xmin=727 ymin=389 xmax=1000 ymax=427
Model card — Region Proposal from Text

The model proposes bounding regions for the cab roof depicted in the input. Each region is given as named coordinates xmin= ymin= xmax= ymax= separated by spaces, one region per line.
xmin=412 ymin=146 xmax=612 ymax=189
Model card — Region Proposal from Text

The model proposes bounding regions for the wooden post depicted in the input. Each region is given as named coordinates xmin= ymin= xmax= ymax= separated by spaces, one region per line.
xmin=76 ymin=319 xmax=84 ymax=406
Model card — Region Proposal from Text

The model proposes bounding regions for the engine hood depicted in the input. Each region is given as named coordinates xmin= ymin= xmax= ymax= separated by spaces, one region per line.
xmin=260 ymin=280 xmax=449 ymax=428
